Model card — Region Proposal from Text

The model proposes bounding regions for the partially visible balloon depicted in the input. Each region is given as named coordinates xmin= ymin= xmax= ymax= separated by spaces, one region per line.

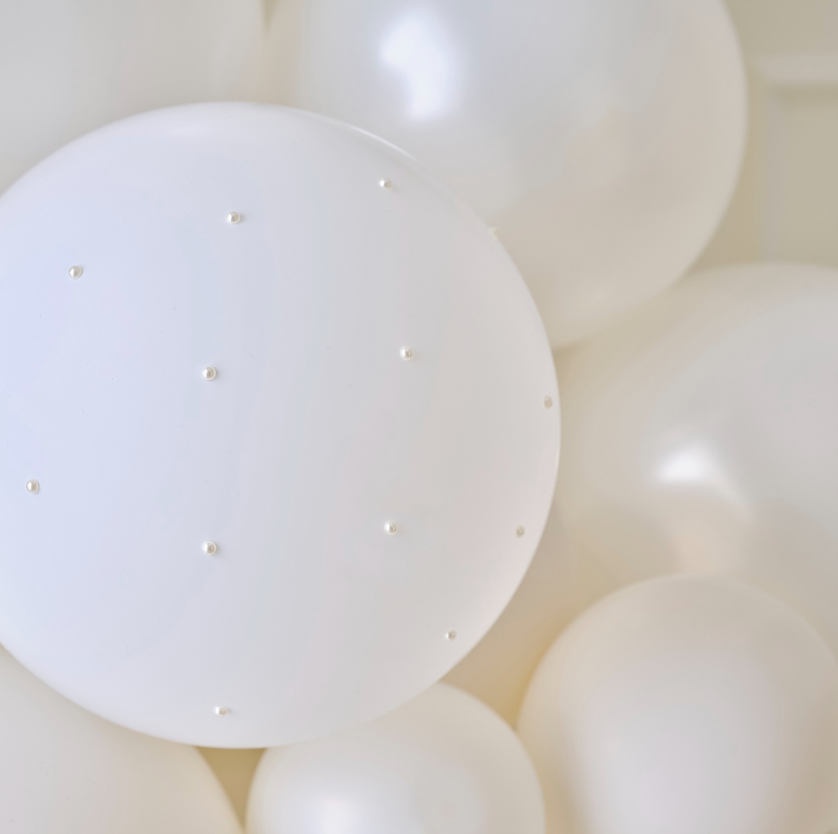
xmin=263 ymin=0 xmax=746 ymax=347
xmin=0 ymin=647 xmax=242 ymax=834
xmin=0 ymin=103 xmax=558 ymax=748
xmin=247 ymin=683 xmax=544 ymax=834
xmin=0 ymin=0 xmax=262 ymax=193
xmin=518 ymin=577 xmax=838 ymax=834
xmin=556 ymin=263 xmax=838 ymax=656
xmin=444 ymin=497 xmax=587 ymax=723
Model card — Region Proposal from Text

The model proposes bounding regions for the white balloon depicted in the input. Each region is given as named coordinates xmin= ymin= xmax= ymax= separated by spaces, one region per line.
xmin=0 ymin=0 xmax=262 ymax=194
xmin=0 ymin=647 xmax=241 ymax=834
xmin=556 ymin=263 xmax=838 ymax=656
xmin=263 ymin=0 xmax=746 ymax=348
xmin=444 ymin=497 xmax=587 ymax=723
xmin=247 ymin=683 xmax=545 ymax=834
xmin=0 ymin=103 xmax=558 ymax=748
xmin=518 ymin=577 xmax=838 ymax=834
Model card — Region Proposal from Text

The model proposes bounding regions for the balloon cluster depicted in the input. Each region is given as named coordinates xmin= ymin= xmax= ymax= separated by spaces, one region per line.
xmin=1 ymin=2 xmax=837 ymax=834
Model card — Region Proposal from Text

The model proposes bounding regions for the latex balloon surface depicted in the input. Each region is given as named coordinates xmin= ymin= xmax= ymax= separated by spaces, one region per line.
xmin=247 ymin=683 xmax=545 ymax=834
xmin=444 ymin=497 xmax=587 ymax=723
xmin=556 ymin=263 xmax=838 ymax=655
xmin=0 ymin=647 xmax=242 ymax=834
xmin=518 ymin=577 xmax=838 ymax=834
xmin=0 ymin=0 xmax=262 ymax=195
xmin=0 ymin=103 xmax=559 ymax=747
xmin=264 ymin=0 xmax=746 ymax=347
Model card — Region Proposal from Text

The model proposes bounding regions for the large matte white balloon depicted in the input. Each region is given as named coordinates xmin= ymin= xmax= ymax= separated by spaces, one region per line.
xmin=556 ymin=263 xmax=838 ymax=656
xmin=0 ymin=647 xmax=242 ymax=834
xmin=0 ymin=104 xmax=558 ymax=748
xmin=263 ymin=0 xmax=746 ymax=347
xmin=0 ymin=0 xmax=262 ymax=195
xmin=518 ymin=577 xmax=838 ymax=834
xmin=444 ymin=496 xmax=587 ymax=723
xmin=247 ymin=683 xmax=545 ymax=834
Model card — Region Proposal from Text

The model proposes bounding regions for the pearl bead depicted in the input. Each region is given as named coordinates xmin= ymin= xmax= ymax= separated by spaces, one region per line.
xmin=543 ymin=395 xmax=553 ymax=409
xmin=214 ymin=706 xmax=229 ymax=717
xmin=384 ymin=521 xmax=398 ymax=535
xmin=68 ymin=266 xmax=83 ymax=279
xmin=202 ymin=541 xmax=218 ymax=555
xmin=516 ymin=525 xmax=525 ymax=538
xmin=25 ymin=479 xmax=40 ymax=494
xmin=400 ymin=346 xmax=414 ymax=361
xmin=379 ymin=179 xmax=392 ymax=189
xmin=445 ymin=630 xmax=457 ymax=641
xmin=202 ymin=366 xmax=217 ymax=381
xmin=226 ymin=211 xmax=241 ymax=224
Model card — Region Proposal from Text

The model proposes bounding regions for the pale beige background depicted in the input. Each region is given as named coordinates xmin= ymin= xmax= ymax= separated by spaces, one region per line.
xmin=202 ymin=0 xmax=838 ymax=822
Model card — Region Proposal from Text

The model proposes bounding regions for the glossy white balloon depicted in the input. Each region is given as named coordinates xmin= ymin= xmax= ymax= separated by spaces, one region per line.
xmin=518 ymin=577 xmax=838 ymax=834
xmin=444 ymin=497 xmax=587 ymax=723
xmin=0 ymin=103 xmax=559 ymax=747
xmin=0 ymin=0 xmax=262 ymax=194
xmin=0 ymin=647 xmax=241 ymax=834
xmin=556 ymin=263 xmax=838 ymax=656
xmin=263 ymin=0 xmax=746 ymax=347
xmin=247 ymin=683 xmax=545 ymax=834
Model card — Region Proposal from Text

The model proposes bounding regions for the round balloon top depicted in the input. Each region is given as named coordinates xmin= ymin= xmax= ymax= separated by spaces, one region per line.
xmin=0 ymin=103 xmax=558 ymax=747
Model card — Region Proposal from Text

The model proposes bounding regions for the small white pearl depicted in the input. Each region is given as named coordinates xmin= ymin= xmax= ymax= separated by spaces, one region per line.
xmin=445 ymin=630 xmax=457 ymax=641
xmin=379 ymin=179 xmax=392 ymax=189
xmin=384 ymin=521 xmax=398 ymax=535
xmin=543 ymin=395 xmax=553 ymax=409
xmin=25 ymin=479 xmax=40 ymax=494
xmin=226 ymin=211 xmax=242 ymax=224
xmin=515 ymin=525 xmax=525 ymax=538
xmin=214 ymin=706 xmax=229 ymax=717
xmin=489 ymin=227 xmax=499 ymax=238
xmin=400 ymin=346 xmax=414 ymax=361
xmin=202 ymin=366 xmax=217 ymax=381
xmin=202 ymin=541 xmax=218 ymax=555
xmin=68 ymin=265 xmax=83 ymax=279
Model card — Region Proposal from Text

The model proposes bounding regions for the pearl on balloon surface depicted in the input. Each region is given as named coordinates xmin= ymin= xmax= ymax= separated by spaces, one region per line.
xmin=0 ymin=648 xmax=243 ymax=834
xmin=543 ymin=395 xmax=553 ymax=409
xmin=0 ymin=103 xmax=558 ymax=749
xmin=379 ymin=178 xmax=392 ymax=189
xmin=226 ymin=211 xmax=241 ymax=224
xmin=202 ymin=541 xmax=218 ymax=556
xmin=515 ymin=525 xmax=525 ymax=538
xmin=68 ymin=265 xmax=83 ymax=279
xmin=25 ymin=479 xmax=39 ymax=494
xmin=445 ymin=630 xmax=457 ymax=641
xmin=214 ymin=706 xmax=229 ymax=717
xmin=400 ymin=346 xmax=413 ymax=361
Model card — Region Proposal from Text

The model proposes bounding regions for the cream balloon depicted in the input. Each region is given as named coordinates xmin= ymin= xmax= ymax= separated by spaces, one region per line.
xmin=556 ymin=263 xmax=838 ymax=655
xmin=0 ymin=647 xmax=241 ymax=834
xmin=444 ymin=497 xmax=587 ymax=723
xmin=0 ymin=0 xmax=262 ymax=194
xmin=263 ymin=0 xmax=746 ymax=348
xmin=0 ymin=103 xmax=558 ymax=747
xmin=518 ymin=577 xmax=838 ymax=834
xmin=247 ymin=683 xmax=545 ymax=834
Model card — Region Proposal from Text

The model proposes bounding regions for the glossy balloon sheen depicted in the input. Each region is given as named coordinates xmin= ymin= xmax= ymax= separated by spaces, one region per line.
xmin=518 ymin=577 xmax=838 ymax=834
xmin=556 ymin=263 xmax=838 ymax=656
xmin=0 ymin=103 xmax=559 ymax=747
xmin=264 ymin=0 xmax=746 ymax=347
xmin=247 ymin=683 xmax=545 ymax=834
xmin=0 ymin=0 xmax=262 ymax=195
xmin=0 ymin=648 xmax=242 ymax=834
